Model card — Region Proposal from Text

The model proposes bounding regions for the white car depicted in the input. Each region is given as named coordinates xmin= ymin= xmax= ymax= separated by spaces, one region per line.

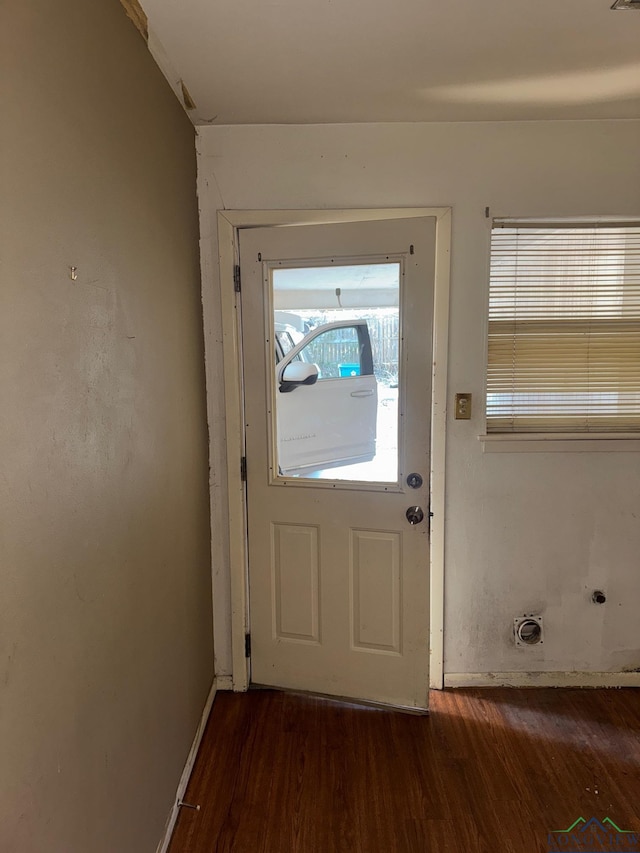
xmin=274 ymin=319 xmax=378 ymax=476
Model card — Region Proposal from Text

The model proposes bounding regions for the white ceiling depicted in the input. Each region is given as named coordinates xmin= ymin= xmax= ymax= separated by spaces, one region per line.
xmin=141 ymin=0 xmax=640 ymax=125
xmin=273 ymin=263 xmax=400 ymax=309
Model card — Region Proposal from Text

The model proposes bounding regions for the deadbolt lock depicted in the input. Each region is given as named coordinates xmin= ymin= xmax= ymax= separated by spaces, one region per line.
xmin=406 ymin=472 xmax=423 ymax=489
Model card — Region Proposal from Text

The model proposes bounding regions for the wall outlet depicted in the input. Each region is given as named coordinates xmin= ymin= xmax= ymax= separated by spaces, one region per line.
xmin=455 ymin=393 xmax=472 ymax=419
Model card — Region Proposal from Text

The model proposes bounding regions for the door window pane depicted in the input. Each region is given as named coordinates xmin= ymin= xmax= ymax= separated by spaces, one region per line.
xmin=272 ymin=262 xmax=400 ymax=483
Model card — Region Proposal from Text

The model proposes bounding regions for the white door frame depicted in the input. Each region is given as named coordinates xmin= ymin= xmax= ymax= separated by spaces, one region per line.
xmin=217 ymin=209 xmax=451 ymax=691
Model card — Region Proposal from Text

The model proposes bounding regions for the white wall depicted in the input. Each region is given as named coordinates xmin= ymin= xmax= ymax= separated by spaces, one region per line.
xmin=197 ymin=120 xmax=640 ymax=678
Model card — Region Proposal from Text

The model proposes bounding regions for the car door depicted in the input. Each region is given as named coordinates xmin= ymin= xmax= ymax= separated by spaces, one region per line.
xmin=276 ymin=320 xmax=378 ymax=476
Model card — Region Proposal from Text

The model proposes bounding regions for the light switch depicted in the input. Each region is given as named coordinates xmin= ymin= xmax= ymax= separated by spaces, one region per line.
xmin=455 ymin=393 xmax=472 ymax=419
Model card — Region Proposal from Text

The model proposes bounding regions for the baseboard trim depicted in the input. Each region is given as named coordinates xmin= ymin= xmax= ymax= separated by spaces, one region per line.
xmin=156 ymin=678 xmax=217 ymax=853
xmin=444 ymin=671 xmax=640 ymax=688
xmin=215 ymin=674 xmax=233 ymax=691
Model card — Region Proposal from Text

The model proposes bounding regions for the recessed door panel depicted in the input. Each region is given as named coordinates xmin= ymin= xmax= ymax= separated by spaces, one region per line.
xmin=350 ymin=529 xmax=402 ymax=654
xmin=272 ymin=523 xmax=320 ymax=643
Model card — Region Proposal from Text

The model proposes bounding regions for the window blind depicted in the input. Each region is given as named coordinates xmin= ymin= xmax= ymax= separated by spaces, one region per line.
xmin=487 ymin=222 xmax=640 ymax=433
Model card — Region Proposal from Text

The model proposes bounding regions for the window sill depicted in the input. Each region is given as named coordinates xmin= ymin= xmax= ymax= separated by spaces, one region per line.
xmin=478 ymin=433 xmax=640 ymax=453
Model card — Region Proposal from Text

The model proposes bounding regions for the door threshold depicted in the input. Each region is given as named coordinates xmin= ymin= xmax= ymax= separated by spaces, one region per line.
xmin=250 ymin=683 xmax=429 ymax=716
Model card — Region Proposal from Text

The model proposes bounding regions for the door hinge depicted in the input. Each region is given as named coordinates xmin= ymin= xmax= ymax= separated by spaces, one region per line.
xmin=244 ymin=633 xmax=251 ymax=658
xmin=240 ymin=456 xmax=247 ymax=482
xmin=234 ymin=264 xmax=241 ymax=292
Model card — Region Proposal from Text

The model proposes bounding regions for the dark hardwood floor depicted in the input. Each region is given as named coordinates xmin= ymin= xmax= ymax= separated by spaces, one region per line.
xmin=168 ymin=687 xmax=640 ymax=853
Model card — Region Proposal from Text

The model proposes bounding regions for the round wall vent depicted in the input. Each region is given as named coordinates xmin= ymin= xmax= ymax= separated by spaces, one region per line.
xmin=514 ymin=616 xmax=543 ymax=646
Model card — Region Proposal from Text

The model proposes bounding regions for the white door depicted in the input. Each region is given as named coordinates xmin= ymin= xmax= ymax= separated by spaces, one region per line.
xmin=240 ymin=217 xmax=435 ymax=710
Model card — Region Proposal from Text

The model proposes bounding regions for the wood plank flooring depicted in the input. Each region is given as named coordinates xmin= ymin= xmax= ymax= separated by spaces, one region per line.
xmin=168 ymin=687 xmax=640 ymax=853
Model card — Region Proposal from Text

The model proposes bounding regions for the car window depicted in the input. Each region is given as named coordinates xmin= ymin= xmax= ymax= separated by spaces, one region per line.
xmin=276 ymin=330 xmax=296 ymax=357
xmin=275 ymin=330 xmax=304 ymax=364
xmin=298 ymin=325 xmax=372 ymax=380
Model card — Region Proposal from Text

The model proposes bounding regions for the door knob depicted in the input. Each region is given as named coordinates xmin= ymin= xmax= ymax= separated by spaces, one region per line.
xmin=405 ymin=506 xmax=424 ymax=525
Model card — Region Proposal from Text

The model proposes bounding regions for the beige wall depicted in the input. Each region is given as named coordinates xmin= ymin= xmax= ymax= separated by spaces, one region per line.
xmin=197 ymin=120 xmax=640 ymax=681
xmin=0 ymin=2 xmax=212 ymax=851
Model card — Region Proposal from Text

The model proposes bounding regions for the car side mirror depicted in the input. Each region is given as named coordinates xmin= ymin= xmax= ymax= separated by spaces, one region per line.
xmin=279 ymin=362 xmax=319 ymax=393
